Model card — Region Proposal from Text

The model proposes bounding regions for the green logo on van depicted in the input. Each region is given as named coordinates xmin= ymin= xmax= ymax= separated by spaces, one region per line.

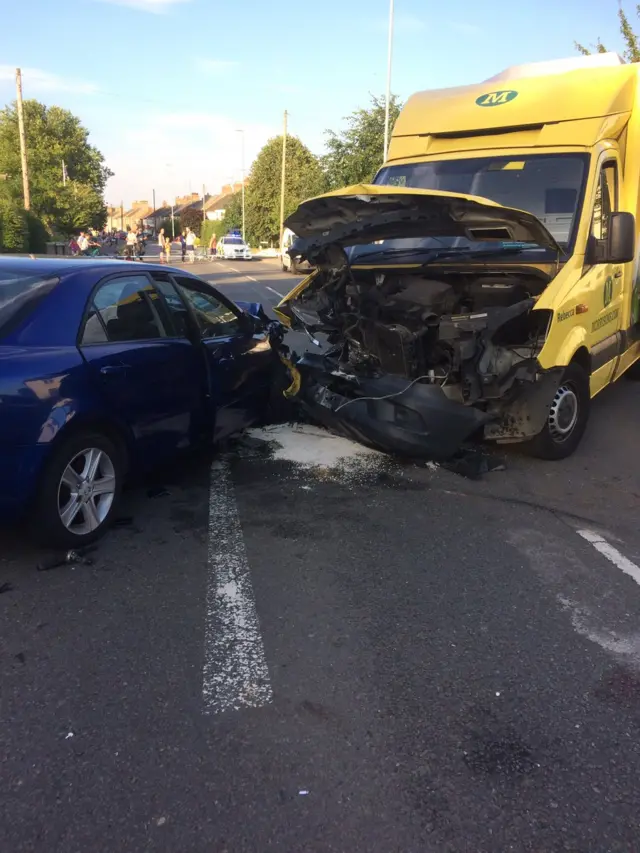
xmin=475 ymin=90 xmax=519 ymax=107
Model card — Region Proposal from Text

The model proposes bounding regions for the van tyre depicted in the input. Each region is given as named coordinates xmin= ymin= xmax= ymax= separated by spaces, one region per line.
xmin=525 ymin=363 xmax=590 ymax=460
xmin=32 ymin=431 xmax=124 ymax=549
xmin=623 ymin=358 xmax=640 ymax=380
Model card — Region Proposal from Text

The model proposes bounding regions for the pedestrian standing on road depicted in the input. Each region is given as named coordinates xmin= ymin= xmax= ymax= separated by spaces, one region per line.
xmin=179 ymin=230 xmax=187 ymax=263
xmin=157 ymin=228 xmax=165 ymax=253
xmin=185 ymin=228 xmax=197 ymax=264
xmin=209 ymin=231 xmax=217 ymax=258
xmin=77 ymin=231 xmax=90 ymax=255
xmin=69 ymin=235 xmax=80 ymax=256
xmin=125 ymin=226 xmax=138 ymax=261
xmin=164 ymin=236 xmax=172 ymax=264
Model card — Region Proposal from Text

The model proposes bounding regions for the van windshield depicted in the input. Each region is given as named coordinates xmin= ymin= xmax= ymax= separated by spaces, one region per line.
xmin=356 ymin=153 xmax=589 ymax=263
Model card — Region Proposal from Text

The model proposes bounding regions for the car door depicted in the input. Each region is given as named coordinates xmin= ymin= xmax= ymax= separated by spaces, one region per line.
xmin=582 ymin=157 xmax=625 ymax=393
xmin=79 ymin=272 xmax=207 ymax=464
xmin=170 ymin=275 xmax=274 ymax=439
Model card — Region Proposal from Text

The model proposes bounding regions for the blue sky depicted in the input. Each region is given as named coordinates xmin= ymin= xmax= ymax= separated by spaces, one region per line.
xmin=0 ymin=0 xmax=629 ymax=207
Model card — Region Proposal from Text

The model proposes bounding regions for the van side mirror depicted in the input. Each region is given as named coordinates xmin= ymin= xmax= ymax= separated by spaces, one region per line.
xmin=607 ymin=212 xmax=635 ymax=263
xmin=589 ymin=212 xmax=636 ymax=265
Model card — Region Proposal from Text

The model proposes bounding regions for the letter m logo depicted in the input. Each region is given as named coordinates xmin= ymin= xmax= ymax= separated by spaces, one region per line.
xmin=475 ymin=90 xmax=518 ymax=107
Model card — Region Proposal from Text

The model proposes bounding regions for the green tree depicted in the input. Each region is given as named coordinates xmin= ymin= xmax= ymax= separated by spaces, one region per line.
xmin=0 ymin=100 xmax=112 ymax=236
xmin=575 ymin=3 xmax=640 ymax=61
xmin=218 ymin=192 xmax=243 ymax=238
xmin=323 ymin=94 xmax=403 ymax=190
xmin=179 ymin=207 xmax=204 ymax=236
xmin=244 ymin=136 xmax=326 ymax=244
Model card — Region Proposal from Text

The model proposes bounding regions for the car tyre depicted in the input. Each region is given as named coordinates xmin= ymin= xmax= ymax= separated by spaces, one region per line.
xmin=525 ymin=363 xmax=590 ymax=460
xmin=32 ymin=431 xmax=124 ymax=549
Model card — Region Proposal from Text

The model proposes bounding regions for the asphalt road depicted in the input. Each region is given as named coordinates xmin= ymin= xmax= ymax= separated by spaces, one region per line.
xmin=3 ymin=258 xmax=640 ymax=852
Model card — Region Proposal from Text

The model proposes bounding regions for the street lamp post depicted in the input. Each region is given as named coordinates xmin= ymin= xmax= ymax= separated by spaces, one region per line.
xmin=236 ymin=129 xmax=245 ymax=241
xmin=383 ymin=0 xmax=395 ymax=163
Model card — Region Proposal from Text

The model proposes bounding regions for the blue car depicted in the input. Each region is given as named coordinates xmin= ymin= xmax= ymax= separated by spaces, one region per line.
xmin=0 ymin=258 xmax=284 ymax=547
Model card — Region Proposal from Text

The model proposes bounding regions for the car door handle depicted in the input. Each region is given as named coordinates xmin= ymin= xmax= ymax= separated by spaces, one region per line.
xmin=614 ymin=270 xmax=623 ymax=278
xmin=100 ymin=364 xmax=129 ymax=376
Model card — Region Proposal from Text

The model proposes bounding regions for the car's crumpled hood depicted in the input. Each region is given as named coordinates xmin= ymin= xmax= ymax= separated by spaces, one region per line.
xmin=284 ymin=184 xmax=561 ymax=258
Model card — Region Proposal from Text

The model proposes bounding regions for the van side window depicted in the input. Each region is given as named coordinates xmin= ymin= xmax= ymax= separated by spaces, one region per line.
xmin=591 ymin=162 xmax=618 ymax=242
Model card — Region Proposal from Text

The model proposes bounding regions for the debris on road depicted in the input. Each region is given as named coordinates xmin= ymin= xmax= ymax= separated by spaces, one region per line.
xmin=36 ymin=548 xmax=95 ymax=572
xmin=147 ymin=485 xmax=170 ymax=499
xmin=245 ymin=423 xmax=390 ymax=486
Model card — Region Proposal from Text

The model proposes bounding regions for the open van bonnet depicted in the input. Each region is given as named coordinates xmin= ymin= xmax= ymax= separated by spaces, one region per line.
xmin=284 ymin=184 xmax=562 ymax=266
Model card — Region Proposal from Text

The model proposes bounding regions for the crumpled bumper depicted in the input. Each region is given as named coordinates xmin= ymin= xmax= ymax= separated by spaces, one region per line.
xmin=296 ymin=354 xmax=492 ymax=460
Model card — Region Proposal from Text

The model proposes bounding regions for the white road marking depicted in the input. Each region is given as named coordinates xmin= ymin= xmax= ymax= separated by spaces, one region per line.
xmin=228 ymin=266 xmax=240 ymax=272
xmin=577 ymin=529 xmax=640 ymax=587
xmin=203 ymin=459 xmax=272 ymax=714
xmin=265 ymin=286 xmax=284 ymax=299
xmin=246 ymin=275 xmax=259 ymax=282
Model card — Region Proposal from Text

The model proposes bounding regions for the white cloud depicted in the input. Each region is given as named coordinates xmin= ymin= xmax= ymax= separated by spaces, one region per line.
xmin=0 ymin=66 xmax=98 ymax=95
xmin=196 ymin=58 xmax=240 ymax=75
xmin=95 ymin=0 xmax=190 ymax=12
xmin=103 ymin=110 xmax=279 ymax=206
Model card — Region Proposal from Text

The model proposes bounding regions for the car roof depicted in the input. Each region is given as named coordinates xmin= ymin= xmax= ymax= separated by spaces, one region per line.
xmin=0 ymin=257 xmax=192 ymax=277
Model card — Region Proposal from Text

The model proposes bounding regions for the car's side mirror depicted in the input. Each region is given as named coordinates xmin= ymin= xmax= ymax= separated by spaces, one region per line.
xmin=587 ymin=212 xmax=636 ymax=264
xmin=238 ymin=311 xmax=256 ymax=335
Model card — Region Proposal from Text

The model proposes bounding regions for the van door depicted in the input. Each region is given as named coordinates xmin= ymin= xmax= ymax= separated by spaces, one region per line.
xmin=583 ymin=158 xmax=625 ymax=394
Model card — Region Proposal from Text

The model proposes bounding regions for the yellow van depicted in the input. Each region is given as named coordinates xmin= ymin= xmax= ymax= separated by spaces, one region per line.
xmin=275 ymin=54 xmax=640 ymax=460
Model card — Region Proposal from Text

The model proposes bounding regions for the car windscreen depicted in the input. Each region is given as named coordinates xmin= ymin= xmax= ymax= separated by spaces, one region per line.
xmin=225 ymin=237 xmax=244 ymax=245
xmin=354 ymin=153 xmax=590 ymax=263
xmin=0 ymin=273 xmax=59 ymax=340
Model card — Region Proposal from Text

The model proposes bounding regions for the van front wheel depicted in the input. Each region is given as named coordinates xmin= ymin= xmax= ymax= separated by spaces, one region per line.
xmin=525 ymin=363 xmax=590 ymax=460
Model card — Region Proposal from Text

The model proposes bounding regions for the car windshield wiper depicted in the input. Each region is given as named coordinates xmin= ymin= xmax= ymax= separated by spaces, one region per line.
xmin=350 ymin=244 xmax=554 ymax=264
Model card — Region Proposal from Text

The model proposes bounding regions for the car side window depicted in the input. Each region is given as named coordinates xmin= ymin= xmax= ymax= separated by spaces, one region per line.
xmin=172 ymin=276 xmax=242 ymax=338
xmin=591 ymin=161 xmax=618 ymax=242
xmin=81 ymin=275 xmax=164 ymax=344
xmin=150 ymin=274 xmax=190 ymax=338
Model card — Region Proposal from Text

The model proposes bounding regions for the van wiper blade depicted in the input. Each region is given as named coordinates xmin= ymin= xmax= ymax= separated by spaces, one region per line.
xmin=351 ymin=244 xmax=550 ymax=264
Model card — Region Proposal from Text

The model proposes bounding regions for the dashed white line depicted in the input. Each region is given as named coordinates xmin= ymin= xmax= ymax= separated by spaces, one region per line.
xmin=246 ymin=275 xmax=259 ymax=282
xmin=203 ymin=459 xmax=272 ymax=714
xmin=265 ymin=286 xmax=284 ymax=299
xmin=577 ymin=529 xmax=640 ymax=587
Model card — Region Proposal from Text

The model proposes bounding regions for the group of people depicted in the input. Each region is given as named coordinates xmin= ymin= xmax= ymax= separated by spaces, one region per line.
xmin=157 ymin=227 xmax=216 ymax=264
xmin=68 ymin=224 xmax=218 ymax=264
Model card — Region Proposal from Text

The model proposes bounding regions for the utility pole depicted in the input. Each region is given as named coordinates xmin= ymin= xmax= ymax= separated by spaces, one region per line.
xmin=202 ymin=184 xmax=206 ymax=223
xmin=171 ymin=202 xmax=175 ymax=238
xmin=236 ymin=129 xmax=246 ymax=242
xmin=120 ymin=200 xmax=124 ymax=232
xmin=383 ymin=0 xmax=395 ymax=163
xmin=279 ymin=110 xmax=288 ymax=256
xmin=153 ymin=188 xmax=156 ymax=235
xmin=15 ymin=68 xmax=30 ymax=211
xmin=62 ymin=160 xmax=68 ymax=186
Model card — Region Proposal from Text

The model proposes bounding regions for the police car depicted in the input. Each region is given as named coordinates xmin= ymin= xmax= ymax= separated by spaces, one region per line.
xmin=217 ymin=232 xmax=252 ymax=260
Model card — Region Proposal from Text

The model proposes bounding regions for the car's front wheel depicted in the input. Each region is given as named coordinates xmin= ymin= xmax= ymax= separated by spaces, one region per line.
xmin=33 ymin=431 xmax=124 ymax=548
xmin=525 ymin=363 xmax=591 ymax=460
